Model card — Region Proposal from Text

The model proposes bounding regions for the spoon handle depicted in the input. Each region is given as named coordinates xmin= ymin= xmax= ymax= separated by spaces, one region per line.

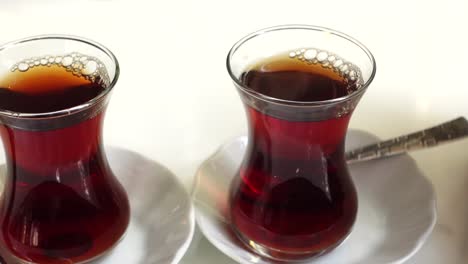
xmin=345 ymin=117 xmax=468 ymax=163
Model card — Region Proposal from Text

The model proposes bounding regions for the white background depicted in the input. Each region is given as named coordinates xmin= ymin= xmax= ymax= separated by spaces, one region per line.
xmin=0 ymin=0 xmax=467 ymax=263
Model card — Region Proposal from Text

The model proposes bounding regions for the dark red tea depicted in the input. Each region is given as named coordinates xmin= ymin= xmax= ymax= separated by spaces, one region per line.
xmin=0 ymin=56 xmax=129 ymax=263
xmin=230 ymin=52 xmax=359 ymax=258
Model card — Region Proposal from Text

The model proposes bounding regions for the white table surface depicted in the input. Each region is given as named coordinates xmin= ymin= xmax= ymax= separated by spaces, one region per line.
xmin=0 ymin=0 xmax=467 ymax=263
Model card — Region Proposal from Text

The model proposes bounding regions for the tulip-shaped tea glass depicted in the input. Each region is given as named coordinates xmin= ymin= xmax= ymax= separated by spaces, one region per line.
xmin=0 ymin=36 xmax=130 ymax=264
xmin=227 ymin=25 xmax=376 ymax=261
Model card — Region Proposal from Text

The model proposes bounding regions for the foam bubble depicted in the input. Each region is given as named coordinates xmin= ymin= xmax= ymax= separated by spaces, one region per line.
xmin=339 ymin=64 xmax=349 ymax=73
xmin=303 ymin=49 xmax=317 ymax=60
xmin=62 ymin=56 xmax=73 ymax=67
xmin=17 ymin=63 xmax=29 ymax=72
xmin=82 ymin=61 xmax=97 ymax=76
xmin=316 ymin=51 xmax=328 ymax=62
xmin=333 ymin=60 xmax=343 ymax=68
xmin=288 ymin=47 xmax=364 ymax=92
xmin=10 ymin=52 xmax=111 ymax=87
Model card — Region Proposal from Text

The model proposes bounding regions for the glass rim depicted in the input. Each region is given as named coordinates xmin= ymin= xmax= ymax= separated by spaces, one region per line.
xmin=0 ymin=34 xmax=120 ymax=119
xmin=226 ymin=24 xmax=376 ymax=107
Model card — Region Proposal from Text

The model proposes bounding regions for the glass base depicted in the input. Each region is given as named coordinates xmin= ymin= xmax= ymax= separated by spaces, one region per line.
xmin=0 ymin=229 xmax=128 ymax=264
xmin=233 ymin=227 xmax=348 ymax=262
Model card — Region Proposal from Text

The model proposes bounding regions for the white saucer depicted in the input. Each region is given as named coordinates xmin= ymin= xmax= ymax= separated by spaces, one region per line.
xmin=0 ymin=147 xmax=195 ymax=264
xmin=92 ymin=147 xmax=195 ymax=264
xmin=192 ymin=130 xmax=437 ymax=264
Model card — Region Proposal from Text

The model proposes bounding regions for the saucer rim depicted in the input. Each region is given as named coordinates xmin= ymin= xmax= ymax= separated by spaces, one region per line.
xmin=162 ymin=171 xmax=196 ymax=264
xmin=109 ymin=146 xmax=197 ymax=264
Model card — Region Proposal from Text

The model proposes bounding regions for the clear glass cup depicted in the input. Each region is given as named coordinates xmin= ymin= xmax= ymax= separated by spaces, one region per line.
xmin=227 ymin=25 xmax=376 ymax=261
xmin=0 ymin=35 xmax=130 ymax=264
